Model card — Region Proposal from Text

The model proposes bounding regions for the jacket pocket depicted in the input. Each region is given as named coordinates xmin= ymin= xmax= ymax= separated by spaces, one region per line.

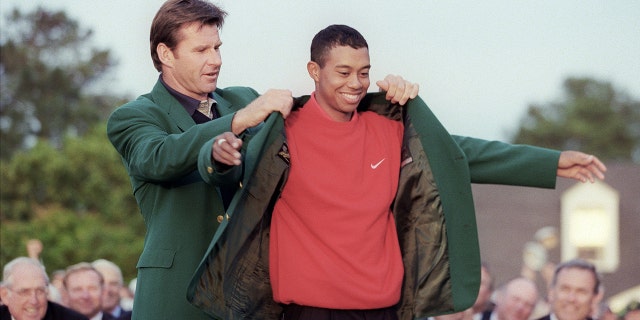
xmin=136 ymin=248 xmax=176 ymax=269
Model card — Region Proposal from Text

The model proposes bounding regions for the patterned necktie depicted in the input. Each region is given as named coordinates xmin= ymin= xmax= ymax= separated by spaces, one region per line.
xmin=198 ymin=98 xmax=214 ymax=119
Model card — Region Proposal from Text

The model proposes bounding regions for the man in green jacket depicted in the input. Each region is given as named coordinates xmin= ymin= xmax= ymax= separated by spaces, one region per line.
xmin=107 ymin=2 xmax=418 ymax=319
xmin=188 ymin=25 xmax=606 ymax=320
xmin=106 ymin=0 xmax=293 ymax=318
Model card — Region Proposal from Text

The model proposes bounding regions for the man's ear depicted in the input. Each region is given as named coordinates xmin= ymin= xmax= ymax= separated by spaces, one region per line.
xmin=0 ymin=287 xmax=9 ymax=301
xmin=307 ymin=61 xmax=320 ymax=82
xmin=157 ymin=43 xmax=174 ymax=68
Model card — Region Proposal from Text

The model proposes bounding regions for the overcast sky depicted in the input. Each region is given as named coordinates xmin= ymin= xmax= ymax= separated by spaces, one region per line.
xmin=2 ymin=0 xmax=639 ymax=140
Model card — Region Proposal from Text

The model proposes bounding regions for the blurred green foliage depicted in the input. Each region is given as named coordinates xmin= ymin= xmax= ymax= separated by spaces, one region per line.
xmin=1 ymin=6 xmax=141 ymax=281
xmin=1 ymin=6 xmax=124 ymax=160
xmin=511 ymin=77 xmax=640 ymax=162
xmin=1 ymin=124 xmax=144 ymax=281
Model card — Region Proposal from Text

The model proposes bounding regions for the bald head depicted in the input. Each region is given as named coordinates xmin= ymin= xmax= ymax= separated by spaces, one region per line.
xmin=495 ymin=277 xmax=538 ymax=320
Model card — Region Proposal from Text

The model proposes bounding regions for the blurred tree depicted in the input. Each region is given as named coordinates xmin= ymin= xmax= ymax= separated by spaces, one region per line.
xmin=511 ymin=77 xmax=640 ymax=163
xmin=0 ymin=6 xmax=126 ymax=159
xmin=0 ymin=124 xmax=143 ymax=280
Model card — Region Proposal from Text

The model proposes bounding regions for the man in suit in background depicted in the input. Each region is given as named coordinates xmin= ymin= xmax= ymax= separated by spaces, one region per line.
xmin=63 ymin=263 xmax=115 ymax=320
xmin=480 ymin=277 xmax=538 ymax=320
xmin=472 ymin=263 xmax=495 ymax=319
xmin=0 ymin=257 xmax=88 ymax=320
xmin=91 ymin=260 xmax=131 ymax=320
xmin=536 ymin=259 xmax=600 ymax=320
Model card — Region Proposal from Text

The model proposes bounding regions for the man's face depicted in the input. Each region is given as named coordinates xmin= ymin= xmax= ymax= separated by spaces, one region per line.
xmin=162 ymin=22 xmax=222 ymax=100
xmin=95 ymin=266 xmax=122 ymax=313
xmin=65 ymin=270 xmax=104 ymax=318
xmin=548 ymin=268 xmax=597 ymax=320
xmin=496 ymin=280 xmax=538 ymax=320
xmin=310 ymin=45 xmax=370 ymax=122
xmin=0 ymin=264 xmax=48 ymax=320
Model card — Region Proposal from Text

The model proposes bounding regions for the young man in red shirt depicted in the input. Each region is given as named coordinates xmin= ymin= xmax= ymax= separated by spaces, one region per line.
xmin=193 ymin=25 xmax=606 ymax=320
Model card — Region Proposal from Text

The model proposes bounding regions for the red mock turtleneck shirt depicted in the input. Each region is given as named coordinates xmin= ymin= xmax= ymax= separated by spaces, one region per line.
xmin=269 ymin=94 xmax=404 ymax=309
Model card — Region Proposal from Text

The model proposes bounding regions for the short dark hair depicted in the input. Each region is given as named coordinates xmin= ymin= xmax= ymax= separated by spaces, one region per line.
xmin=551 ymin=258 xmax=601 ymax=294
xmin=150 ymin=0 xmax=227 ymax=71
xmin=310 ymin=24 xmax=368 ymax=67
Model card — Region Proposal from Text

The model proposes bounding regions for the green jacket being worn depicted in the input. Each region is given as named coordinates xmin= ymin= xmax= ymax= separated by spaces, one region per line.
xmin=107 ymin=81 xmax=261 ymax=320
xmin=187 ymin=93 xmax=560 ymax=319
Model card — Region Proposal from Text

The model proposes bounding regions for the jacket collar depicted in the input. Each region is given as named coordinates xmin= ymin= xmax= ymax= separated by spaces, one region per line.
xmin=148 ymin=80 xmax=235 ymax=131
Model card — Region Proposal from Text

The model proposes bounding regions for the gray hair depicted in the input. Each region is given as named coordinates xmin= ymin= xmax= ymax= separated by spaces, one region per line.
xmin=2 ymin=257 xmax=49 ymax=287
xmin=92 ymin=259 xmax=123 ymax=284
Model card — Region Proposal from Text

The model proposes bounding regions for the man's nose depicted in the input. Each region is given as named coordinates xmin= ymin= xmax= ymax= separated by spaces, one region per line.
xmin=347 ymin=75 xmax=363 ymax=88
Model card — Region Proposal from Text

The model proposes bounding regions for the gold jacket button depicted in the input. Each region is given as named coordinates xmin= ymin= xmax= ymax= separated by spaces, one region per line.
xmin=216 ymin=215 xmax=224 ymax=223
xmin=207 ymin=166 xmax=214 ymax=174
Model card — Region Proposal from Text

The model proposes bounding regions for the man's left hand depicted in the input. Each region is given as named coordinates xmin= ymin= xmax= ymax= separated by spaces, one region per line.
xmin=376 ymin=74 xmax=419 ymax=106
xmin=557 ymin=151 xmax=607 ymax=183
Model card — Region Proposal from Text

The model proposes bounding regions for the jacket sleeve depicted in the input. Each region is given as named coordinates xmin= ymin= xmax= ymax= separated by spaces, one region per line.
xmin=452 ymin=135 xmax=561 ymax=188
xmin=106 ymin=97 xmax=236 ymax=184
xmin=197 ymin=137 xmax=243 ymax=186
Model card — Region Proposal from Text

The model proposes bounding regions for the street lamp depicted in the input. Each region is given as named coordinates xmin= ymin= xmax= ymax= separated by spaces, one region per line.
xmin=561 ymin=180 xmax=619 ymax=273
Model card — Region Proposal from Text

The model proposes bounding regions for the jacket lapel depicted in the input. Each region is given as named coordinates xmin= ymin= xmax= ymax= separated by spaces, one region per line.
xmin=212 ymin=91 xmax=234 ymax=117
xmin=149 ymin=80 xmax=196 ymax=132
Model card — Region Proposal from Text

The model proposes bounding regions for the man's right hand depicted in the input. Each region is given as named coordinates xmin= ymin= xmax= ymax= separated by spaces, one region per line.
xmin=231 ymin=89 xmax=293 ymax=134
xmin=212 ymin=132 xmax=243 ymax=166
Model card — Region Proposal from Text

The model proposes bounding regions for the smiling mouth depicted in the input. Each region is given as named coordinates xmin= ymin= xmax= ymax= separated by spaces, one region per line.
xmin=341 ymin=92 xmax=361 ymax=103
xmin=25 ymin=306 xmax=40 ymax=315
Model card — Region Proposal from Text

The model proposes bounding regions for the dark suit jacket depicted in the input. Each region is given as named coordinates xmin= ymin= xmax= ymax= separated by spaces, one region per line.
xmin=107 ymin=81 xmax=261 ymax=319
xmin=0 ymin=301 xmax=89 ymax=320
xmin=100 ymin=311 xmax=116 ymax=320
xmin=536 ymin=314 xmax=593 ymax=320
xmin=115 ymin=310 xmax=132 ymax=320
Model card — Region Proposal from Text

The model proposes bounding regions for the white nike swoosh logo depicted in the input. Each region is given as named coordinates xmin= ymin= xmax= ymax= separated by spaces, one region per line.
xmin=371 ymin=158 xmax=386 ymax=169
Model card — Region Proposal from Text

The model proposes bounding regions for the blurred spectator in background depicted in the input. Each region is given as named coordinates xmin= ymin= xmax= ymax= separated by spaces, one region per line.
xmin=472 ymin=263 xmax=494 ymax=320
xmin=479 ymin=277 xmax=538 ymax=320
xmin=49 ymin=270 xmax=67 ymax=306
xmin=1 ymin=257 xmax=88 ymax=320
xmin=597 ymin=305 xmax=618 ymax=320
xmin=120 ymin=279 xmax=136 ymax=312
xmin=424 ymin=309 xmax=473 ymax=320
xmin=91 ymin=260 xmax=132 ymax=320
xmin=63 ymin=263 xmax=114 ymax=320
xmin=536 ymin=259 xmax=600 ymax=320
xmin=622 ymin=300 xmax=640 ymax=320
xmin=26 ymin=239 xmax=43 ymax=263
